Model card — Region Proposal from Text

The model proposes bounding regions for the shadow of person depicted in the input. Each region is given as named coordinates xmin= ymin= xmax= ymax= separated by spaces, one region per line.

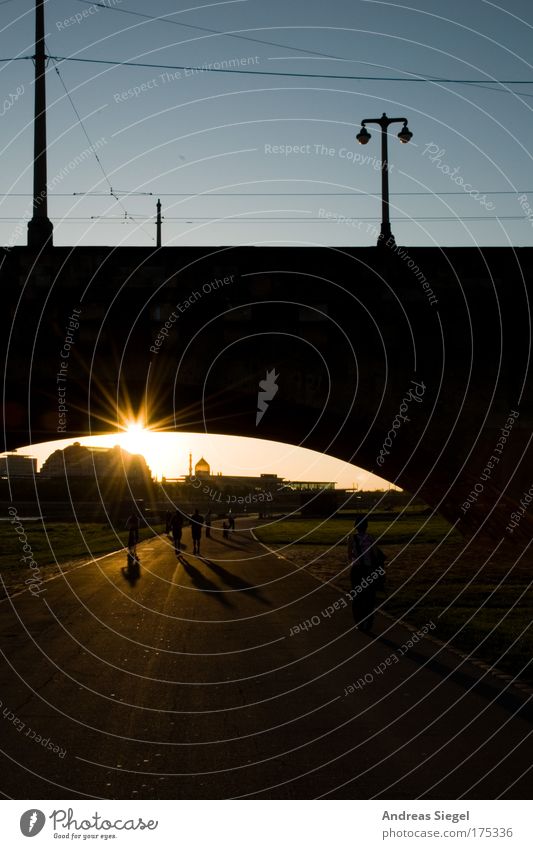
xmin=177 ymin=555 xmax=233 ymax=607
xmin=212 ymin=533 xmax=249 ymax=550
xmin=201 ymin=558 xmax=270 ymax=605
xmin=121 ymin=551 xmax=141 ymax=587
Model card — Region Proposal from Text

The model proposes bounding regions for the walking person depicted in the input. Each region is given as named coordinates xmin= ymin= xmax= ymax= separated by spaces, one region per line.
xmin=348 ymin=516 xmax=384 ymax=634
xmin=170 ymin=510 xmax=183 ymax=556
xmin=123 ymin=511 xmax=141 ymax=584
xmin=190 ymin=508 xmax=204 ymax=555
xmin=126 ymin=511 xmax=140 ymax=554
xmin=205 ymin=509 xmax=213 ymax=539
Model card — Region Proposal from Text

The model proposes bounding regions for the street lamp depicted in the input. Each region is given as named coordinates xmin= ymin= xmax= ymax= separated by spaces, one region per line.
xmin=356 ymin=112 xmax=413 ymax=247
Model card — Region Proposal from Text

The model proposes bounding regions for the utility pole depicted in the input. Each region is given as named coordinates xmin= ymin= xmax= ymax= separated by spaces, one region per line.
xmin=156 ymin=198 xmax=162 ymax=247
xmin=27 ymin=0 xmax=53 ymax=249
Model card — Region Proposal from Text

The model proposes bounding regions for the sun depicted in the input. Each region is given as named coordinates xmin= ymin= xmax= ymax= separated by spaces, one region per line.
xmin=126 ymin=422 xmax=144 ymax=434
xmin=121 ymin=422 xmax=153 ymax=457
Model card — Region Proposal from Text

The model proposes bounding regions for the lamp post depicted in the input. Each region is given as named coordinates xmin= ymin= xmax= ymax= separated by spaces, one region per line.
xmin=27 ymin=0 xmax=53 ymax=249
xmin=356 ymin=112 xmax=412 ymax=247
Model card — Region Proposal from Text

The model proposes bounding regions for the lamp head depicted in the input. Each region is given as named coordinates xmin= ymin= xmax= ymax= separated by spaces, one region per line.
xmin=356 ymin=126 xmax=371 ymax=145
xmin=398 ymin=123 xmax=413 ymax=143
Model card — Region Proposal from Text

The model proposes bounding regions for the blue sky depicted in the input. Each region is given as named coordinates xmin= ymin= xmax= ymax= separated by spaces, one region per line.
xmin=1 ymin=0 xmax=533 ymax=248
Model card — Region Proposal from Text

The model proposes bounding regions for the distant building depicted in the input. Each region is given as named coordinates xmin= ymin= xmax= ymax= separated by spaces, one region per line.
xmin=175 ymin=457 xmax=335 ymax=496
xmin=282 ymin=480 xmax=335 ymax=491
xmin=0 ymin=453 xmax=37 ymax=478
xmin=40 ymin=442 xmax=151 ymax=480
xmin=194 ymin=457 xmax=210 ymax=477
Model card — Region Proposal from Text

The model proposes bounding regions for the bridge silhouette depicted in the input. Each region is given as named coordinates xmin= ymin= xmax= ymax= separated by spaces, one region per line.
xmin=2 ymin=243 xmax=531 ymax=540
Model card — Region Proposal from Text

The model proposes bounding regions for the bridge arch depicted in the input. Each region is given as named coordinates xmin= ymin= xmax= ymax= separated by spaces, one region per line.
xmin=2 ymin=245 xmax=532 ymax=541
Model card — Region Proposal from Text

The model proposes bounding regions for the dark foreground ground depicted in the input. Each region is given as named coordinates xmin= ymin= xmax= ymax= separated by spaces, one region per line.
xmin=0 ymin=521 xmax=531 ymax=799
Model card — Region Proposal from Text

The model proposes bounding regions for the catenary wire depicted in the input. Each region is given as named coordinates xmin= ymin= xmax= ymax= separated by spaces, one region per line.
xmin=47 ymin=55 xmax=533 ymax=84
xmin=50 ymin=55 xmax=156 ymax=242
xmin=3 ymin=52 xmax=533 ymax=88
xmin=2 ymin=190 xmax=533 ymax=197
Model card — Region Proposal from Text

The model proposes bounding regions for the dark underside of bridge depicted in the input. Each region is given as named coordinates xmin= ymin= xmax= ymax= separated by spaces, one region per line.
xmin=1 ymin=244 xmax=532 ymax=541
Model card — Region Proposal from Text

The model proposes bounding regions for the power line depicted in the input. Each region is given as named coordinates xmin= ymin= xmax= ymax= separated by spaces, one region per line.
xmin=2 ymin=215 xmax=526 ymax=222
xmin=50 ymin=55 xmax=155 ymax=243
xmin=3 ymin=51 xmax=533 ymax=87
xmin=2 ymin=190 xmax=532 ymax=198
xmin=47 ymin=54 xmax=533 ymax=84
xmin=63 ymin=1 xmax=533 ymax=101
xmin=149 ymin=216 xmax=533 ymax=221
xmin=71 ymin=189 xmax=533 ymax=197
xmin=71 ymin=0 xmax=348 ymax=63
xmin=52 ymin=61 xmax=112 ymax=192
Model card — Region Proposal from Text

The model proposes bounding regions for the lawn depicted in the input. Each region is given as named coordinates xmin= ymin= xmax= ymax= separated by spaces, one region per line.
xmin=255 ymin=516 xmax=533 ymax=686
xmin=0 ymin=520 xmax=156 ymax=596
xmin=255 ymin=514 xmax=461 ymax=546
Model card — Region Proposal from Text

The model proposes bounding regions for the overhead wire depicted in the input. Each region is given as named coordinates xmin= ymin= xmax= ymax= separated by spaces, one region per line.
xmin=49 ymin=53 xmax=155 ymax=242
xmin=70 ymin=0 xmax=351 ymax=62
xmin=1 ymin=215 xmax=525 ymax=222
xmin=64 ymin=0 xmax=533 ymax=100
xmin=3 ymin=51 xmax=533 ymax=90
xmin=47 ymin=54 xmax=533 ymax=85
xmin=2 ymin=190 xmax=533 ymax=197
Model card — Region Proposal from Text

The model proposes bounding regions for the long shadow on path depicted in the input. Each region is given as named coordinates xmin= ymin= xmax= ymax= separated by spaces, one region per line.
xmin=201 ymin=558 xmax=271 ymax=606
xmin=177 ymin=555 xmax=233 ymax=607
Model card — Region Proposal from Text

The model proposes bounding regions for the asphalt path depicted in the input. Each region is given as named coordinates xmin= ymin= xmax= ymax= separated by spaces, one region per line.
xmin=0 ymin=520 xmax=531 ymax=799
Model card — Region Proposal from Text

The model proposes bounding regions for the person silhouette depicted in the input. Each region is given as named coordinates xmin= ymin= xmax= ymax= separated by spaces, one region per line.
xmin=190 ymin=508 xmax=204 ymax=555
xmin=170 ymin=510 xmax=183 ymax=556
xmin=126 ymin=511 xmax=139 ymax=553
xmin=205 ymin=509 xmax=213 ymax=539
xmin=348 ymin=516 xmax=384 ymax=634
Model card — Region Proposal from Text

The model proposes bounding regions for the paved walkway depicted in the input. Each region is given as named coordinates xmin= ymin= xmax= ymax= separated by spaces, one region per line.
xmin=0 ymin=521 xmax=531 ymax=799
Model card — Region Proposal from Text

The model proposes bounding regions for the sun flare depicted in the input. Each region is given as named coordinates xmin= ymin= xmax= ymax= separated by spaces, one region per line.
xmin=120 ymin=423 xmax=155 ymax=461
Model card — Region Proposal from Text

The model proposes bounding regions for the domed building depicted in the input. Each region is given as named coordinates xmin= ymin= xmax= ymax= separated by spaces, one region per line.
xmin=194 ymin=457 xmax=210 ymax=478
xmin=40 ymin=442 xmax=151 ymax=480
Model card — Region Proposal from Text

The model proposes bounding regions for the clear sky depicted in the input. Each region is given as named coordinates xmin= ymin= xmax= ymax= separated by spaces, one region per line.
xmin=9 ymin=431 xmax=397 ymax=490
xmin=1 ymin=0 xmax=533 ymax=248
